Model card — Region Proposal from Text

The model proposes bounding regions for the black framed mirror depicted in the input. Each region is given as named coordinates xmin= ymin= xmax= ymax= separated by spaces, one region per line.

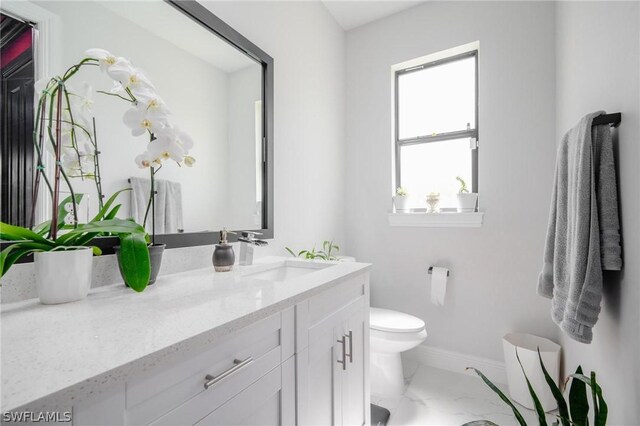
xmin=0 ymin=0 xmax=274 ymax=258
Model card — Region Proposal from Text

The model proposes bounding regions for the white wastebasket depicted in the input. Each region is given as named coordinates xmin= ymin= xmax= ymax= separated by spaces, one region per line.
xmin=502 ymin=333 xmax=561 ymax=412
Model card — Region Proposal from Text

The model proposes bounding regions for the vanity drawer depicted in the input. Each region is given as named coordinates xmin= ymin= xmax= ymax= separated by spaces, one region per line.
xmin=307 ymin=274 xmax=366 ymax=325
xmin=126 ymin=310 xmax=293 ymax=425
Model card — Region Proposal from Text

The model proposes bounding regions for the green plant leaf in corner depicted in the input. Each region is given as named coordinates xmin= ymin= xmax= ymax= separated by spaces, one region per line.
xmin=117 ymin=233 xmax=150 ymax=292
xmin=467 ymin=367 xmax=528 ymax=426
xmin=569 ymin=366 xmax=589 ymax=426
xmin=570 ymin=372 xmax=607 ymax=426
xmin=285 ymin=247 xmax=296 ymax=257
xmin=592 ymin=372 xmax=608 ymax=426
xmin=537 ymin=349 xmax=570 ymax=426
xmin=515 ymin=349 xmax=547 ymax=426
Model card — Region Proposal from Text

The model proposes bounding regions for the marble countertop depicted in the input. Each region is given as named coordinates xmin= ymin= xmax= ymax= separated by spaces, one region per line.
xmin=1 ymin=257 xmax=370 ymax=412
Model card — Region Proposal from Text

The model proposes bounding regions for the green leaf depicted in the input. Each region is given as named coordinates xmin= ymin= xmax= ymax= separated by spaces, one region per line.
xmin=570 ymin=373 xmax=607 ymax=426
xmin=91 ymin=189 xmax=130 ymax=222
xmin=569 ymin=367 xmax=589 ymax=426
xmin=285 ymin=247 xmax=296 ymax=257
xmin=33 ymin=220 xmax=52 ymax=236
xmin=516 ymin=350 xmax=547 ymax=425
xmin=104 ymin=204 xmax=122 ymax=220
xmin=54 ymin=221 xmax=144 ymax=247
xmin=117 ymin=233 xmax=150 ymax=292
xmin=91 ymin=246 xmax=102 ymax=256
xmin=467 ymin=367 xmax=528 ymax=426
xmin=0 ymin=222 xmax=56 ymax=246
xmin=590 ymin=372 xmax=599 ymax=425
xmin=594 ymin=381 xmax=608 ymax=426
xmin=538 ymin=349 xmax=570 ymax=426
xmin=0 ymin=243 xmax=48 ymax=277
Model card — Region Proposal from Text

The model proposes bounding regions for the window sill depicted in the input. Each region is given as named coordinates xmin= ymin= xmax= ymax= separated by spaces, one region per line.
xmin=388 ymin=211 xmax=484 ymax=228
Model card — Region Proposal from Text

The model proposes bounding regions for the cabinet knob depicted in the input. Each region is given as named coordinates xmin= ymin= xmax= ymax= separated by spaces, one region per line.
xmin=204 ymin=357 xmax=253 ymax=390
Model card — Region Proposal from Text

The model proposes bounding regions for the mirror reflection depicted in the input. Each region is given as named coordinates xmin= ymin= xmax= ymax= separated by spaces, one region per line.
xmin=1 ymin=0 xmax=265 ymax=235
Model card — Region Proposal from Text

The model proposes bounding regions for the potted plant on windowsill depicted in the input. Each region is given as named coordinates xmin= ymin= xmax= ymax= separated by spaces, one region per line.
xmin=455 ymin=176 xmax=478 ymax=212
xmin=393 ymin=187 xmax=410 ymax=212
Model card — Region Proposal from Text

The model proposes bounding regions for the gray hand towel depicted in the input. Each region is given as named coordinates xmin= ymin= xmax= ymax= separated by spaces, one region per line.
xmin=592 ymin=125 xmax=622 ymax=270
xmin=538 ymin=111 xmax=621 ymax=344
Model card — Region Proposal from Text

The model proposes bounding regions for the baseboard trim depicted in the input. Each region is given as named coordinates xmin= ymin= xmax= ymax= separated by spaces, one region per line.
xmin=404 ymin=344 xmax=507 ymax=385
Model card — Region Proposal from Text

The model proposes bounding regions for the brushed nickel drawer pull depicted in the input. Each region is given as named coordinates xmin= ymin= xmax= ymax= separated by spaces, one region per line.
xmin=337 ymin=337 xmax=347 ymax=370
xmin=204 ymin=357 xmax=253 ymax=390
xmin=345 ymin=330 xmax=353 ymax=363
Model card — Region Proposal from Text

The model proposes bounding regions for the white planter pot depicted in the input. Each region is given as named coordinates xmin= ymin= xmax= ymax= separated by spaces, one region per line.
xmin=35 ymin=247 xmax=93 ymax=305
xmin=393 ymin=195 xmax=409 ymax=212
xmin=456 ymin=193 xmax=478 ymax=212
xmin=503 ymin=333 xmax=561 ymax=412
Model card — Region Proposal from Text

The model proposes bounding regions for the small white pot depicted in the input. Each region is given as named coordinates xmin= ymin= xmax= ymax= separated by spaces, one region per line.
xmin=35 ymin=247 xmax=93 ymax=305
xmin=393 ymin=195 xmax=409 ymax=212
xmin=456 ymin=193 xmax=478 ymax=212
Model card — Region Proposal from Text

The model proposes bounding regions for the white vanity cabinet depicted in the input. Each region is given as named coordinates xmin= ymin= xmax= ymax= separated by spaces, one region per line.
xmin=75 ymin=309 xmax=296 ymax=426
xmin=6 ymin=264 xmax=370 ymax=426
xmin=295 ymin=274 xmax=370 ymax=426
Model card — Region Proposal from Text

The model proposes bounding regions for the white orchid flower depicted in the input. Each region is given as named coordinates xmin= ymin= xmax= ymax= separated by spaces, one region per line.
xmin=60 ymin=145 xmax=95 ymax=177
xmin=84 ymin=48 xmax=120 ymax=72
xmin=157 ymin=125 xmax=194 ymax=154
xmin=135 ymin=89 xmax=170 ymax=118
xmin=68 ymin=83 xmax=94 ymax=114
xmin=147 ymin=135 xmax=185 ymax=163
xmin=107 ymin=60 xmax=155 ymax=96
xmin=123 ymin=107 xmax=166 ymax=137
xmin=135 ymin=152 xmax=153 ymax=169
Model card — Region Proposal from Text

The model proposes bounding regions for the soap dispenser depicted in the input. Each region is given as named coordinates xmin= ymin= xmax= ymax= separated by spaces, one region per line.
xmin=212 ymin=228 xmax=235 ymax=272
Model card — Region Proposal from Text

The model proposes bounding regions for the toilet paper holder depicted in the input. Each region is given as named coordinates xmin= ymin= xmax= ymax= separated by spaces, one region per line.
xmin=428 ymin=266 xmax=450 ymax=276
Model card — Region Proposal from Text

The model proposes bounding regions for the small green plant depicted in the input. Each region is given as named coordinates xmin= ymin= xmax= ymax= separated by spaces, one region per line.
xmin=396 ymin=187 xmax=408 ymax=196
xmin=468 ymin=349 xmax=608 ymax=426
xmin=456 ymin=176 xmax=469 ymax=193
xmin=285 ymin=240 xmax=340 ymax=261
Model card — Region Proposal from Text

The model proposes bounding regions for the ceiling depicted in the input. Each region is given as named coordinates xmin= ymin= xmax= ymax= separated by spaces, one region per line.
xmin=321 ymin=1 xmax=426 ymax=31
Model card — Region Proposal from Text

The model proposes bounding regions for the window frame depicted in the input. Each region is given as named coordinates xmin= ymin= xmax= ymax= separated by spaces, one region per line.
xmin=394 ymin=49 xmax=479 ymax=194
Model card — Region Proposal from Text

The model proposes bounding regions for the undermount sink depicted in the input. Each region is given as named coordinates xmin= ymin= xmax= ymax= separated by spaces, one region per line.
xmin=242 ymin=260 xmax=333 ymax=282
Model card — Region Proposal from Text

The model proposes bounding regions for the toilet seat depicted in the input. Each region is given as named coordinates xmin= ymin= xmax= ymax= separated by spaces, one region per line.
xmin=370 ymin=308 xmax=425 ymax=333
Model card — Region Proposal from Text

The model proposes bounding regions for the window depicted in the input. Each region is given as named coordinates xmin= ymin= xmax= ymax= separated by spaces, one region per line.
xmin=394 ymin=49 xmax=478 ymax=209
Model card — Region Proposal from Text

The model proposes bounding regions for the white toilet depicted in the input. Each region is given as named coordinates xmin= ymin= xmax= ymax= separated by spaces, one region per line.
xmin=370 ymin=307 xmax=427 ymax=397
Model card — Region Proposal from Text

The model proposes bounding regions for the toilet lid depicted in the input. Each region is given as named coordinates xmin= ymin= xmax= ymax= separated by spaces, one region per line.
xmin=370 ymin=308 xmax=425 ymax=333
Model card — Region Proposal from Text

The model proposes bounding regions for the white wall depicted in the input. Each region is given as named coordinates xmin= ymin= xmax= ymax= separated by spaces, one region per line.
xmin=201 ymin=1 xmax=347 ymax=255
xmin=555 ymin=2 xmax=640 ymax=422
xmin=345 ymin=1 xmax=559 ymax=361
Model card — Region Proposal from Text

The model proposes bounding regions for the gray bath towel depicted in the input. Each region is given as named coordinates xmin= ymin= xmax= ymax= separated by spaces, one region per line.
xmin=538 ymin=112 xmax=622 ymax=344
xmin=129 ymin=177 xmax=184 ymax=234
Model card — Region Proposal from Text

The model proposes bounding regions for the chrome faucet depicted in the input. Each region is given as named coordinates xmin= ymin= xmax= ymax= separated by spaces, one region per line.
xmin=238 ymin=231 xmax=268 ymax=266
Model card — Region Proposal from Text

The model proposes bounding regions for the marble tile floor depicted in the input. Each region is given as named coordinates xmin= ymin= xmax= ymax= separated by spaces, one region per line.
xmin=372 ymin=363 xmax=556 ymax=426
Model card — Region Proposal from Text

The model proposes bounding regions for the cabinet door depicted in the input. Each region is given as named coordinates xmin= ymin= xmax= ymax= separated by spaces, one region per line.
xmin=340 ymin=305 xmax=369 ymax=426
xmin=298 ymin=314 xmax=342 ymax=425
xmin=195 ymin=357 xmax=295 ymax=426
